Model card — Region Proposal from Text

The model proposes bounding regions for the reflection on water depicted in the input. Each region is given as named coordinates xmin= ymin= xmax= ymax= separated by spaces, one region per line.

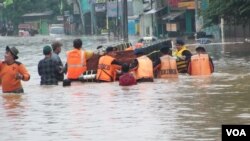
xmin=0 ymin=36 xmax=250 ymax=141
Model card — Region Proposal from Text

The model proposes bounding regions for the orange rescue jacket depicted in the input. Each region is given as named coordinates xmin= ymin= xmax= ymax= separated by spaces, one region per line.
xmin=158 ymin=55 xmax=178 ymax=78
xmin=0 ymin=61 xmax=30 ymax=92
xmin=135 ymin=55 xmax=153 ymax=80
xmin=66 ymin=49 xmax=87 ymax=79
xmin=96 ymin=55 xmax=115 ymax=82
xmin=189 ymin=54 xmax=212 ymax=75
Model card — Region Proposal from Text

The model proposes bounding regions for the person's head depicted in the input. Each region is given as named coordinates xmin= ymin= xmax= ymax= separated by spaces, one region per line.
xmin=106 ymin=46 xmax=114 ymax=55
xmin=73 ymin=39 xmax=82 ymax=49
xmin=122 ymin=63 xmax=129 ymax=73
xmin=134 ymin=48 xmax=144 ymax=56
xmin=196 ymin=46 xmax=206 ymax=54
xmin=175 ymin=38 xmax=185 ymax=50
xmin=135 ymin=42 xmax=143 ymax=48
xmin=160 ymin=46 xmax=171 ymax=55
xmin=5 ymin=46 xmax=19 ymax=62
xmin=51 ymin=41 xmax=62 ymax=54
xmin=43 ymin=45 xmax=52 ymax=56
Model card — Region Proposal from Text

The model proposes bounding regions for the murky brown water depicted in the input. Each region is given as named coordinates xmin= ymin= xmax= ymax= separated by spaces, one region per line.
xmin=0 ymin=36 xmax=250 ymax=141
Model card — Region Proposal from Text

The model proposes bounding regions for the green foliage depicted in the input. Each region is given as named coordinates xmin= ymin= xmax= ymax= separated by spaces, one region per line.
xmin=203 ymin=0 xmax=250 ymax=27
xmin=2 ymin=0 xmax=72 ymax=25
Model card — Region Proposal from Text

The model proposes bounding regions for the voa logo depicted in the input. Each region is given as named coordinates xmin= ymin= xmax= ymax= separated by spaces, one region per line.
xmin=226 ymin=129 xmax=246 ymax=136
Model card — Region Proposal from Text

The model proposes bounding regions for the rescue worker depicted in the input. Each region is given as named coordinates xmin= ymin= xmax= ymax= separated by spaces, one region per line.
xmin=153 ymin=46 xmax=178 ymax=78
xmin=130 ymin=48 xmax=154 ymax=82
xmin=172 ymin=38 xmax=192 ymax=73
xmin=51 ymin=40 xmax=64 ymax=81
xmin=188 ymin=46 xmax=214 ymax=75
xmin=65 ymin=39 xmax=93 ymax=80
xmin=96 ymin=47 xmax=122 ymax=82
xmin=0 ymin=46 xmax=30 ymax=93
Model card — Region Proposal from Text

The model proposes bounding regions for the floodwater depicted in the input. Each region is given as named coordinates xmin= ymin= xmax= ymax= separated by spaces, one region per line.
xmin=0 ymin=36 xmax=250 ymax=141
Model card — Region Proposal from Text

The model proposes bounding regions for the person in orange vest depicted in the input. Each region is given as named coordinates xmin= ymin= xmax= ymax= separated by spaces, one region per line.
xmin=172 ymin=38 xmax=192 ymax=73
xmin=154 ymin=46 xmax=178 ymax=78
xmin=65 ymin=39 xmax=94 ymax=80
xmin=130 ymin=48 xmax=154 ymax=82
xmin=96 ymin=47 xmax=122 ymax=82
xmin=188 ymin=46 xmax=214 ymax=75
xmin=0 ymin=46 xmax=30 ymax=93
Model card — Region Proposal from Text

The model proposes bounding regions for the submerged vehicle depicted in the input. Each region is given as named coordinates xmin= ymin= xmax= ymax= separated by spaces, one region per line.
xmin=18 ymin=23 xmax=38 ymax=36
xmin=49 ymin=24 xmax=65 ymax=37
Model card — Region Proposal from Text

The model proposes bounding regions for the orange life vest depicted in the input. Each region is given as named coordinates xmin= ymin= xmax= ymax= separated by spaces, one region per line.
xmin=134 ymin=55 xmax=153 ymax=80
xmin=158 ymin=55 xmax=178 ymax=78
xmin=96 ymin=55 xmax=115 ymax=82
xmin=66 ymin=49 xmax=87 ymax=79
xmin=189 ymin=54 xmax=212 ymax=75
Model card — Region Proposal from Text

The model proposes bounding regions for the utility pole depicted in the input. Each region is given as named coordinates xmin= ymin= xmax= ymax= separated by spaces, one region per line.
xmin=122 ymin=0 xmax=128 ymax=42
xmin=151 ymin=0 xmax=153 ymax=37
xmin=195 ymin=0 xmax=199 ymax=33
xmin=116 ymin=0 xmax=119 ymax=40
xmin=76 ymin=0 xmax=85 ymax=34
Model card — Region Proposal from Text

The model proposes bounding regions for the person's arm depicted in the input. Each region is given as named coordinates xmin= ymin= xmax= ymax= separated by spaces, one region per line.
xmin=129 ymin=59 xmax=138 ymax=71
xmin=85 ymin=50 xmax=94 ymax=60
xmin=182 ymin=50 xmax=192 ymax=61
xmin=111 ymin=59 xmax=123 ymax=66
xmin=64 ymin=63 xmax=68 ymax=74
xmin=153 ymin=58 xmax=161 ymax=71
xmin=54 ymin=60 xmax=63 ymax=74
xmin=18 ymin=64 xmax=30 ymax=81
xmin=209 ymin=57 xmax=214 ymax=73
xmin=187 ymin=60 xmax=192 ymax=75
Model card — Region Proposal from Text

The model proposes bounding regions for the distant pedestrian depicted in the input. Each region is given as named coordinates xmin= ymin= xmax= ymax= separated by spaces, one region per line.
xmin=0 ymin=46 xmax=30 ymax=93
xmin=51 ymin=40 xmax=64 ymax=81
xmin=119 ymin=63 xmax=137 ymax=86
xmin=188 ymin=46 xmax=214 ymax=75
xmin=38 ymin=46 xmax=62 ymax=85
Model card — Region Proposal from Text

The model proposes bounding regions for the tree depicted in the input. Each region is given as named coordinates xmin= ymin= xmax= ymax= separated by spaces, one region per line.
xmin=203 ymin=0 xmax=250 ymax=27
xmin=2 ymin=0 xmax=72 ymax=26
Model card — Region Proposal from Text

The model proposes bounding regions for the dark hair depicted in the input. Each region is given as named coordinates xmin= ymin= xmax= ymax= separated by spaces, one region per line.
xmin=134 ymin=48 xmax=144 ymax=55
xmin=73 ymin=39 xmax=82 ymax=49
xmin=176 ymin=38 xmax=185 ymax=45
xmin=196 ymin=46 xmax=206 ymax=52
xmin=106 ymin=46 xmax=113 ymax=53
xmin=51 ymin=41 xmax=62 ymax=51
xmin=160 ymin=47 xmax=170 ymax=54
xmin=122 ymin=63 xmax=129 ymax=73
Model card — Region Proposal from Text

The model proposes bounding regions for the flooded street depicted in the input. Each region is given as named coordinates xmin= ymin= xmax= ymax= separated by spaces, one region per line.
xmin=0 ymin=36 xmax=250 ymax=141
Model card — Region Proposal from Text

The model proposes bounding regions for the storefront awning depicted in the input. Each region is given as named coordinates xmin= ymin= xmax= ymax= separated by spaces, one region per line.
xmin=162 ymin=12 xmax=184 ymax=21
xmin=22 ymin=11 xmax=53 ymax=17
xmin=144 ymin=7 xmax=166 ymax=15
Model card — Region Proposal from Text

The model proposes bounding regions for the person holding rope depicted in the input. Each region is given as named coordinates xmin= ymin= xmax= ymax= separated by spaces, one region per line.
xmin=96 ymin=47 xmax=122 ymax=82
